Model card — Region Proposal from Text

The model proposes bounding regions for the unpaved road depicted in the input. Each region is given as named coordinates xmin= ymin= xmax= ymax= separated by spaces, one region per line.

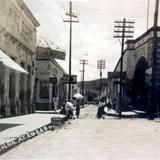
xmin=1 ymin=105 xmax=160 ymax=160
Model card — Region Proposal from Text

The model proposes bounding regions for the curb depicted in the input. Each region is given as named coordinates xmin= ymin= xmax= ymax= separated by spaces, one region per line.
xmin=51 ymin=115 xmax=68 ymax=127
xmin=0 ymin=115 xmax=67 ymax=155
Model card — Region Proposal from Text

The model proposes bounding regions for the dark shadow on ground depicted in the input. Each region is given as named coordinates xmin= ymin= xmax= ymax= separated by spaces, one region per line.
xmin=0 ymin=123 xmax=23 ymax=132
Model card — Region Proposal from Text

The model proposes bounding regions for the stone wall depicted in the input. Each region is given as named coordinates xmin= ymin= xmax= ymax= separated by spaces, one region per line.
xmin=110 ymin=27 xmax=160 ymax=111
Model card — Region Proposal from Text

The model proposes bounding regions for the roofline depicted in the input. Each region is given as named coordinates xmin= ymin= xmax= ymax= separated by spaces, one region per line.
xmin=36 ymin=46 xmax=66 ymax=61
xmin=114 ymin=26 xmax=160 ymax=72
xmin=20 ymin=0 xmax=40 ymax=27
xmin=36 ymin=58 xmax=66 ymax=74
xmin=126 ymin=26 xmax=160 ymax=44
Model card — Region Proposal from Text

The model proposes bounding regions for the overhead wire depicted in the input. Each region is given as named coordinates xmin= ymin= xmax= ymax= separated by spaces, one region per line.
xmin=57 ymin=1 xmax=82 ymax=78
xmin=49 ymin=0 xmax=154 ymax=77
xmin=57 ymin=1 xmax=69 ymax=32
xmin=74 ymin=4 xmax=154 ymax=19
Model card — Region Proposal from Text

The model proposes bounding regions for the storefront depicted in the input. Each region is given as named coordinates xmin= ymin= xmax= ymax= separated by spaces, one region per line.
xmin=0 ymin=0 xmax=39 ymax=117
xmin=35 ymin=46 xmax=67 ymax=111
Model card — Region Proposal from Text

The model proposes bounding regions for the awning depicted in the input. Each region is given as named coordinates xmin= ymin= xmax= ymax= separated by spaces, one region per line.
xmin=0 ymin=49 xmax=28 ymax=74
xmin=36 ymin=46 xmax=66 ymax=61
xmin=108 ymin=71 xmax=126 ymax=79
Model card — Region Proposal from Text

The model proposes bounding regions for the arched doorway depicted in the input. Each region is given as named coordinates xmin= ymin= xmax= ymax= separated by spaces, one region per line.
xmin=131 ymin=57 xmax=148 ymax=111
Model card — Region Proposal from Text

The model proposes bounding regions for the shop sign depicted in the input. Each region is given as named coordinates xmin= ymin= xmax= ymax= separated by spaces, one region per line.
xmin=49 ymin=77 xmax=57 ymax=84
xmin=62 ymin=74 xmax=77 ymax=84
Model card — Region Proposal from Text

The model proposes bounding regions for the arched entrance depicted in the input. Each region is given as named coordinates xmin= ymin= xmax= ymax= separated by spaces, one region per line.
xmin=131 ymin=57 xmax=148 ymax=111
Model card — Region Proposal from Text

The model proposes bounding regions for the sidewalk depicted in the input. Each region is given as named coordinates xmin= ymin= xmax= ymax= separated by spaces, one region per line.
xmin=0 ymin=112 xmax=66 ymax=154
xmin=104 ymin=107 xmax=144 ymax=119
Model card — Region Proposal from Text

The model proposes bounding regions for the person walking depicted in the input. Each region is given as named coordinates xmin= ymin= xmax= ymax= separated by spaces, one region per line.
xmin=75 ymin=99 xmax=81 ymax=118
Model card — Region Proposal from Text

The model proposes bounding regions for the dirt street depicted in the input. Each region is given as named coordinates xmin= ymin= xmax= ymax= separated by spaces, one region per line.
xmin=1 ymin=104 xmax=160 ymax=160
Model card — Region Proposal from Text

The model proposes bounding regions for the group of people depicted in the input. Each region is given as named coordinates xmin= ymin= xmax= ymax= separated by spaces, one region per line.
xmin=96 ymin=97 xmax=116 ymax=119
xmin=61 ymin=98 xmax=82 ymax=119
xmin=60 ymin=96 xmax=116 ymax=120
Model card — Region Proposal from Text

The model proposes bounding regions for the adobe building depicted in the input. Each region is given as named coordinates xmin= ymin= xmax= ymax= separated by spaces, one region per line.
xmin=35 ymin=46 xmax=67 ymax=111
xmin=0 ymin=0 xmax=39 ymax=117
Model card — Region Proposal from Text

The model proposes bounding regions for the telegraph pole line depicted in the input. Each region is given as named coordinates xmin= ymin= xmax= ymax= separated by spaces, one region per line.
xmin=99 ymin=68 xmax=102 ymax=97
xmin=79 ymin=70 xmax=83 ymax=94
xmin=153 ymin=0 xmax=159 ymax=27
xmin=147 ymin=0 xmax=150 ymax=30
xmin=114 ymin=19 xmax=134 ymax=118
xmin=63 ymin=1 xmax=79 ymax=100
xmin=97 ymin=60 xmax=105 ymax=97
xmin=80 ymin=59 xmax=88 ymax=106
xmin=151 ymin=0 xmax=159 ymax=117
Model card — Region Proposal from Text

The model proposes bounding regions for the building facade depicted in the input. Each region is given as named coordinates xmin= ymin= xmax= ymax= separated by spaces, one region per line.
xmin=35 ymin=46 xmax=67 ymax=111
xmin=108 ymin=27 xmax=160 ymax=113
xmin=0 ymin=0 xmax=39 ymax=117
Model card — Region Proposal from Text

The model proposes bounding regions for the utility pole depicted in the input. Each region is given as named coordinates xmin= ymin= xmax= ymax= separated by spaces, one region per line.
xmin=114 ymin=19 xmax=134 ymax=118
xmin=153 ymin=0 xmax=159 ymax=27
xmin=63 ymin=1 xmax=79 ymax=100
xmin=151 ymin=0 xmax=159 ymax=117
xmin=97 ymin=60 xmax=105 ymax=97
xmin=79 ymin=70 xmax=83 ymax=94
xmin=147 ymin=0 xmax=150 ymax=30
xmin=80 ymin=59 xmax=88 ymax=106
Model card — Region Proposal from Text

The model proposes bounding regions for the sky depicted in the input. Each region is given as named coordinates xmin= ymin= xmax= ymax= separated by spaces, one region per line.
xmin=25 ymin=0 xmax=158 ymax=81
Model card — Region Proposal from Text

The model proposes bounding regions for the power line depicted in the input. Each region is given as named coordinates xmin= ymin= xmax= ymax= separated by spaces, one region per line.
xmin=75 ymin=4 xmax=154 ymax=18
xmin=147 ymin=0 xmax=150 ymax=30
xmin=114 ymin=18 xmax=134 ymax=118
xmin=79 ymin=70 xmax=83 ymax=94
xmin=80 ymin=59 xmax=88 ymax=104
xmin=97 ymin=60 xmax=106 ymax=97
xmin=63 ymin=1 xmax=79 ymax=100
xmin=151 ymin=0 xmax=159 ymax=117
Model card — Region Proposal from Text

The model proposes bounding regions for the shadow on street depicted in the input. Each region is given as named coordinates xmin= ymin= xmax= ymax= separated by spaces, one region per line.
xmin=0 ymin=123 xmax=23 ymax=132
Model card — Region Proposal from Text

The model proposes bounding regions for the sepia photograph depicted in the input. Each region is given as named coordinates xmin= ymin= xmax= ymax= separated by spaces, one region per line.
xmin=0 ymin=0 xmax=160 ymax=159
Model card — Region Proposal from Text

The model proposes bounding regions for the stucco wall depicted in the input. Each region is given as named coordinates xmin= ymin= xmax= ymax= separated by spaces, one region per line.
xmin=0 ymin=0 xmax=39 ymax=117
xmin=35 ymin=59 xmax=67 ymax=110
xmin=0 ymin=0 xmax=38 ymax=53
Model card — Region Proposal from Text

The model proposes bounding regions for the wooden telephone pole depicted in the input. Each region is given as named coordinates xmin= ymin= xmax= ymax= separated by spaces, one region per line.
xmin=63 ymin=1 xmax=79 ymax=100
xmin=79 ymin=70 xmax=83 ymax=94
xmin=114 ymin=19 xmax=134 ymax=118
xmin=151 ymin=0 xmax=159 ymax=117
xmin=80 ymin=59 xmax=88 ymax=101
xmin=97 ymin=60 xmax=105 ymax=97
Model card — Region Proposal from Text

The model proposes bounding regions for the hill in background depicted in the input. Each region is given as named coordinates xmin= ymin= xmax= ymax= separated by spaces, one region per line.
xmin=77 ymin=78 xmax=108 ymax=101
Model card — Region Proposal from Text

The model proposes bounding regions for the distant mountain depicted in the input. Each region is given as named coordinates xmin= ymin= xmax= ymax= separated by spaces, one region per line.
xmin=78 ymin=78 xmax=108 ymax=88
xmin=78 ymin=78 xmax=108 ymax=99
